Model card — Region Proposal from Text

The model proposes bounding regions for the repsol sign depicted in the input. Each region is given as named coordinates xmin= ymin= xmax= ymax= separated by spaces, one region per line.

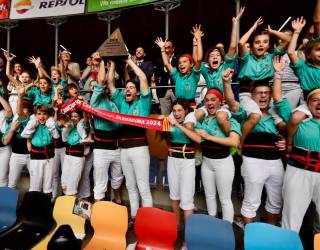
xmin=39 ymin=0 xmax=85 ymax=9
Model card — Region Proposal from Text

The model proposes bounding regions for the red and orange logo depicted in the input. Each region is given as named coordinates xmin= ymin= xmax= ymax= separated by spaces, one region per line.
xmin=13 ymin=0 xmax=33 ymax=14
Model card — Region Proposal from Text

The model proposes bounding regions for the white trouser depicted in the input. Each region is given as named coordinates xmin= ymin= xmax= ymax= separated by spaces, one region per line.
xmin=0 ymin=146 xmax=12 ymax=187
xmin=78 ymin=151 xmax=94 ymax=199
xmin=8 ymin=153 xmax=30 ymax=188
xmin=52 ymin=147 xmax=66 ymax=198
xmin=201 ymin=155 xmax=235 ymax=222
xmin=121 ymin=146 xmax=153 ymax=217
xmin=93 ymin=148 xmax=123 ymax=200
xmin=241 ymin=156 xmax=284 ymax=218
xmin=167 ymin=156 xmax=195 ymax=211
xmin=282 ymin=164 xmax=320 ymax=232
xmin=29 ymin=158 xmax=54 ymax=194
xmin=61 ymin=155 xmax=85 ymax=196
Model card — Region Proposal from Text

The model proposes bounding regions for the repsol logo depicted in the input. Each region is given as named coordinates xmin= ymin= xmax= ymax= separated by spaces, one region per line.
xmin=39 ymin=0 xmax=85 ymax=9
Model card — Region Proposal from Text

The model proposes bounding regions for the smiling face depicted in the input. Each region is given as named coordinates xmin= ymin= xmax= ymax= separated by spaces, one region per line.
xmin=20 ymin=72 xmax=31 ymax=84
xmin=252 ymin=34 xmax=270 ymax=58
xmin=172 ymin=103 xmax=186 ymax=123
xmin=71 ymin=111 xmax=81 ymax=125
xmin=14 ymin=63 xmax=22 ymax=75
xmin=125 ymin=82 xmax=138 ymax=103
xmin=207 ymin=49 xmax=223 ymax=70
xmin=135 ymin=47 xmax=145 ymax=60
xmin=178 ymin=56 xmax=193 ymax=75
xmin=39 ymin=78 xmax=50 ymax=93
xmin=61 ymin=51 xmax=71 ymax=61
xmin=308 ymin=92 xmax=320 ymax=119
xmin=204 ymin=93 xmax=221 ymax=115
xmin=68 ymin=86 xmax=79 ymax=97
xmin=307 ymin=43 xmax=320 ymax=66
xmin=36 ymin=110 xmax=49 ymax=124
xmin=252 ymin=86 xmax=271 ymax=111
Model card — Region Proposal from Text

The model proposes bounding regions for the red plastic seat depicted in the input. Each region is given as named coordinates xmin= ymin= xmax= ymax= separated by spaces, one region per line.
xmin=134 ymin=207 xmax=177 ymax=250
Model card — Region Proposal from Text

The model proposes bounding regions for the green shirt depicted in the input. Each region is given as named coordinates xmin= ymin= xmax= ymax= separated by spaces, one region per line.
xmin=200 ymin=53 xmax=236 ymax=92
xmin=26 ymin=86 xmax=54 ymax=108
xmin=3 ymin=115 xmax=30 ymax=141
xmin=290 ymin=58 xmax=320 ymax=92
xmin=199 ymin=116 xmax=241 ymax=141
xmin=238 ymin=48 xmax=282 ymax=82
xmin=65 ymin=120 xmax=88 ymax=146
xmin=231 ymin=105 xmax=279 ymax=135
xmin=170 ymin=67 xmax=200 ymax=101
xmin=90 ymin=83 xmax=119 ymax=131
xmin=111 ymin=89 xmax=152 ymax=117
xmin=274 ymin=99 xmax=320 ymax=151
xmin=31 ymin=124 xmax=53 ymax=147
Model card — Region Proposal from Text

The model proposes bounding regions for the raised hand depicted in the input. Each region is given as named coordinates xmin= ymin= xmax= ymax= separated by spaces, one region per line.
xmin=221 ymin=68 xmax=235 ymax=82
xmin=232 ymin=6 xmax=245 ymax=24
xmin=28 ymin=56 xmax=41 ymax=69
xmin=272 ymin=56 xmax=285 ymax=73
xmin=3 ymin=51 xmax=14 ymax=62
xmin=154 ymin=37 xmax=166 ymax=49
xmin=191 ymin=24 xmax=204 ymax=40
xmin=253 ymin=17 xmax=264 ymax=30
xmin=291 ymin=17 xmax=306 ymax=32
xmin=168 ymin=118 xmax=179 ymax=127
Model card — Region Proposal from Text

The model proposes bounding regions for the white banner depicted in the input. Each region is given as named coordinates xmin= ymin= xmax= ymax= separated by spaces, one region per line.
xmin=10 ymin=0 xmax=85 ymax=19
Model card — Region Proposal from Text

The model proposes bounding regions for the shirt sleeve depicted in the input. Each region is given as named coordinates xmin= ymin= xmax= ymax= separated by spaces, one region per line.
xmin=273 ymin=98 xmax=293 ymax=123
xmin=90 ymin=82 xmax=105 ymax=108
xmin=139 ymin=89 xmax=152 ymax=116
xmin=229 ymin=118 xmax=242 ymax=136
xmin=111 ymin=89 xmax=124 ymax=110
xmin=184 ymin=112 xmax=197 ymax=125
xmin=169 ymin=67 xmax=179 ymax=83
xmin=230 ymin=105 xmax=247 ymax=124
xmin=224 ymin=53 xmax=236 ymax=69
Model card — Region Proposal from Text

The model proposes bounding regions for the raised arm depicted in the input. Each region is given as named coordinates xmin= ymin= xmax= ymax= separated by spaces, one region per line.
xmin=266 ymin=26 xmax=291 ymax=51
xmin=3 ymin=51 xmax=15 ymax=82
xmin=16 ymin=85 xmax=27 ymax=120
xmin=28 ymin=56 xmax=50 ymax=79
xmin=288 ymin=17 xmax=306 ymax=65
xmin=229 ymin=7 xmax=245 ymax=57
xmin=272 ymin=56 xmax=285 ymax=103
xmin=0 ymin=95 xmax=12 ymax=118
xmin=191 ymin=24 xmax=204 ymax=70
xmin=126 ymin=56 xmax=149 ymax=94
xmin=155 ymin=37 xmax=174 ymax=73
xmin=107 ymin=60 xmax=116 ymax=95
xmin=222 ymin=68 xmax=239 ymax=112
xmin=238 ymin=17 xmax=264 ymax=57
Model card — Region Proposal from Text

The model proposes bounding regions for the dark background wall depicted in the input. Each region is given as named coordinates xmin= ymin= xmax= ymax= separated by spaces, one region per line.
xmin=0 ymin=0 xmax=316 ymax=75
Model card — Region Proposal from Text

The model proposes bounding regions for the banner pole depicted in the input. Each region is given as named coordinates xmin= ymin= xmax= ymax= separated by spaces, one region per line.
xmin=0 ymin=21 xmax=18 ymax=53
xmin=46 ymin=17 xmax=67 ymax=66
xmin=154 ymin=0 xmax=181 ymax=40
xmin=98 ymin=11 xmax=121 ymax=37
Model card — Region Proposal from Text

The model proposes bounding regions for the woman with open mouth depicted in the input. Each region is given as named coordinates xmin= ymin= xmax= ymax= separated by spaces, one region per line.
xmin=170 ymin=87 xmax=241 ymax=223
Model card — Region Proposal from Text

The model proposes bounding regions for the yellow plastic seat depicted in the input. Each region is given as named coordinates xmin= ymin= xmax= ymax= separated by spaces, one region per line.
xmin=85 ymin=201 xmax=128 ymax=250
xmin=32 ymin=196 xmax=86 ymax=250
xmin=315 ymin=233 xmax=320 ymax=250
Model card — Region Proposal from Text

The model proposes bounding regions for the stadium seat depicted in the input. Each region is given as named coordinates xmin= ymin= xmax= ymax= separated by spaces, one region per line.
xmin=0 ymin=191 xmax=54 ymax=249
xmin=134 ymin=207 xmax=177 ymax=250
xmin=244 ymin=222 xmax=303 ymax=250
xmin=314 ymin=233 xmax=320 ymax=250
xmin=185 ymin=214 xmax=235 ymax=250
xmin=0 ymin=187 xmax=19 ymax=235
xmin=85 ymin=201 xmax=128 ymax=250
xmin=32 ymin=195 xmax=86 ymax=250
xmin=47 ymin=224 xmax=81 ymax=250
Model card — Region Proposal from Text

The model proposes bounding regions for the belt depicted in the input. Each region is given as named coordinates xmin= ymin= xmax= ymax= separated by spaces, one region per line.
xmin=119 ymin=137 xmax=146 ymax=141
xmin=168 ymin=144 xmax=195 ymax=159
xmin=66 ymin=144 xmax=84 ymax=157
xmin=288 ymin=147 xmax=320 ymax=173
xmin=94 ymin=135 xmax=117 ymax=143
xmin=31 ymin=144 xmax=54 ymax=160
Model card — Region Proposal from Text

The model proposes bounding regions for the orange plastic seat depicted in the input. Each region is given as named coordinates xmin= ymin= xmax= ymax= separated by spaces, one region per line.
xmin=315 ymin=233 xmax=320 ymax=250
xmin=32 ymin=196 xmax=86 ymax=250
xmin=134 ymin=207 xmax=177 ymax=250
xmin=85 ymin=201 xmax=128 ymax=250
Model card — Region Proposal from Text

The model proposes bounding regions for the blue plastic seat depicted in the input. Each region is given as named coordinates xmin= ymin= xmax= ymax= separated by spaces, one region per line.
xmin=185 ymin=214 xmax=235 ymax=250
xmin=244 ymin=222 xmax=303 ymax=250
xmin=0 ymin=187 xmax=19 ymax=234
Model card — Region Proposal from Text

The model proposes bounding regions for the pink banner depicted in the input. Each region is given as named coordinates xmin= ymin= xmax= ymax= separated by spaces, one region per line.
xmin=60 ymin=97 xmax=170 ymax=132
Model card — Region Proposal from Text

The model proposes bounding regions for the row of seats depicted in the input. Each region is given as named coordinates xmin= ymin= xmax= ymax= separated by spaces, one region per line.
xmin=0 ymin=187 xmax=316 ymax=249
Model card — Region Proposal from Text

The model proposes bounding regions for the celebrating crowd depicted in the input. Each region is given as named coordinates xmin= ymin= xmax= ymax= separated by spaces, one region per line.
xmin=0 ymin=2 xmax=319 ymax=239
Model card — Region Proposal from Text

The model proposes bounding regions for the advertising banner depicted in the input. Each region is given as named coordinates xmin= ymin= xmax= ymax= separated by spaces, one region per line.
xmin=10 ymin=0 xmax=85 ymax=19
xmin=87 ymin=0 xmax=160 ymax=13
xmin=0 ymin=0 xmax=9 ymax=19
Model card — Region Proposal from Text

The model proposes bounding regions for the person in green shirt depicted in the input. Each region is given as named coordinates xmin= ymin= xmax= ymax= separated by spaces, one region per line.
xmin=223 ymin=68 xmax=286 ymax=227
xmin=237 ymin=16 xmax=290 ymax=149
xmin=154 ymin=24 xmax=203 ymax=103
xmin=108 ymin=56 xmax=153 ymax=224
xmin=21 ymin=105 xmax=60 ymax=194
xmin=272 ymin=56 xmax=320 ymax=233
